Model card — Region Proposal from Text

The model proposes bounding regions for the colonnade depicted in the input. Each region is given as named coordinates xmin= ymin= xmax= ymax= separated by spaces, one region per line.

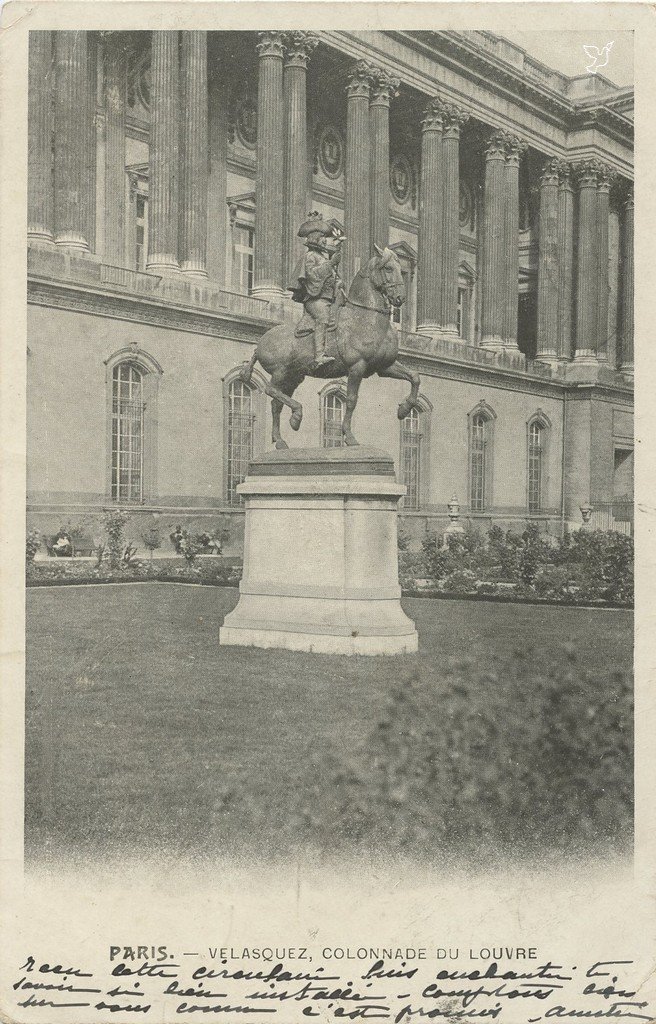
xmin=27 ymin=29 xmax=634 ymax=369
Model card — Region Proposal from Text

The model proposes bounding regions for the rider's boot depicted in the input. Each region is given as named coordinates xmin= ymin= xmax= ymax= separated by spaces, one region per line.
xmin=312 ymin=324 xmax=332 ymax=367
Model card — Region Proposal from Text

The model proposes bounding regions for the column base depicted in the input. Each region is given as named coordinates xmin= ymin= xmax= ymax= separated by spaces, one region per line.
xmin=180 ymin=261 xmax=208 ymax=279
xmin=55 ymin=232 xmax=89 ymax=253
xmin=440 ymin=328 xmax=466 ymax=344
xmin=415 ymin=324 xmax=441 ymax=338
xmin=251 ymin=285 xmax=285 ymax=303
xmin=574 ymin=349 xmax=598 ymax=363
xmin=621 ymin=363 xmax=634 ymax=381
xmin=147 ymin=254 xmax=180 ymax=276
xmin=28 ymin=229 xmax=56 ymax=248
xmin=480 ymin=334 xmax=505 ymax=352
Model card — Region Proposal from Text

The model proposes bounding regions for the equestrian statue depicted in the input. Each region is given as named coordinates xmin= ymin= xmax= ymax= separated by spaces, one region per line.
xmin=240 ymin=211 xmax=422 ymax=448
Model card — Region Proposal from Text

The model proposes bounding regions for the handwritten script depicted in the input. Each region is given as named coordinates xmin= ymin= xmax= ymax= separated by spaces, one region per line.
xmin=10 ymin=951 xmax=654 ymax=1022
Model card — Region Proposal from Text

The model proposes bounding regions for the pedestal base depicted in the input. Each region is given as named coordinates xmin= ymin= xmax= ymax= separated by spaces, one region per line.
xmin=219 ymin=447 xmax=418 ymax=656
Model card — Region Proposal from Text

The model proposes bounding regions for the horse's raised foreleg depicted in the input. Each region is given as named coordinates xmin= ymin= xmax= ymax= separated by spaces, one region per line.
xmin=342 ymin=359 xmax=367 ymax=447
xmin=377 ymin=360 xmax=421 ymax=419
xmin=264 ymin=372 xmax=304 ymax=448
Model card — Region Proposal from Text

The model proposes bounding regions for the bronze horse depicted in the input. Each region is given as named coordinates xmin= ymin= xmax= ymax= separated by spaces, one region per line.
xmin=240 ymin=245 xmax=421 ymax=448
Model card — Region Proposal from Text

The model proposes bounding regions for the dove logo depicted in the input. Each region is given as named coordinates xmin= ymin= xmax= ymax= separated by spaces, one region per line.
xmin=583 ymin=41 xmax=614 ymax=74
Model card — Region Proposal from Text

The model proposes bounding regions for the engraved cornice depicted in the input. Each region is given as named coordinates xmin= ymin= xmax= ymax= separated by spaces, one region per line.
xmin=539 ymin=157 xmax=560 ymax=188
xmin=256 ymin=31 xmax=285 ymax=60
xmin=346 ymin=60 xmax=374 ymax=99
xmin=283 ymin=31 xmax=319 ymax=69
xmin=368 ymin=66 xmax=400 ymax=106
xmin=421 ymin=96 xmax=445 ymax=133
xmin=27 ymin=277 xmax=275 ymax=343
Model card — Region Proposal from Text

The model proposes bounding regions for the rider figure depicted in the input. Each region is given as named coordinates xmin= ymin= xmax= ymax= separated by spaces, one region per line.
xmin=288 ymin=212 xmax=343 ymax=369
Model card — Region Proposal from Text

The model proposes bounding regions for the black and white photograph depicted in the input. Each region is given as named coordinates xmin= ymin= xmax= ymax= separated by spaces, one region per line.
xmin=0 ymin=4 xmax=653 ymax=1023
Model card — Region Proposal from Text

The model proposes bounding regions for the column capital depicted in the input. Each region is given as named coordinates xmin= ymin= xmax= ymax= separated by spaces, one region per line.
xmin=256 ymin=31 xmax=285 ymax=60
xmin=441 ymin=102 xmax=469 ymax=138
xmin=505 ymin=133 xmax=527 ymax=166
xmin=574 ymin=158 xmax=604 ymax=188
xmin=485 ymin=128 xmax=508 ymax=161
xmin=283 ymin=31 xmax=318 ymax=69
xmin=346 ymin=60 xmax=374 ymax=99
xmin=539 ymin=157 xmax=560 ymax=188
xmin=369 ymin=66 xmax=400 ymax=107
xmin=557 ymin=160 xmax=574 ymax=190
xmin=596 ymin=163 xmax=617 ymax=194
xmin=421 ymin=96 xmax=445 ymax=133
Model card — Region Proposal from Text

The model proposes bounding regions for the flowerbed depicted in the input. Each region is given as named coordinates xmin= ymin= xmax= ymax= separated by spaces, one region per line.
xmin=399 ymin=524 xmax=633 ymax=607
xmin=26 ymin=556 xmax=242 ymax=588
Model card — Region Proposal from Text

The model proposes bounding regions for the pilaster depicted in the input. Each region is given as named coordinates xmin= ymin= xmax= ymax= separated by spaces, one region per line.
xmin=536 ymin=157 xmax=560 ymax=363
xmin=253 ymin=31 xmax=285 ymax=300
xmin=179 ymin=32 xmax=208 ymax=278
xmin=283 ymin=32 xmax=318 ymax=285
xmin=369 ymin=67 xmax=399 ymax=251
xmin=595 ymin=164 xmax=615 ymax=362
xmin=620 ymin=184 xmax=634 ymax=378
xmin=440 ymin=103 xmax=469 ymax=338
xmin=53 ymin=31 xmax=93 ymax=252
xmin=502 ymin=134 xmax=525 ymax=352
xmin=28 ymin=31 xmax=54 ymax=246
xmin=147 ymin=31 xmax=181 ymax=275
xmin=574 ymin=159 xmax=602 ymax=362
xmin=416 ymin=98 xmax=444 ymax=336
xmin=345 ymin=60 xmax=373 ymax=287
xmin=481 ymin=129 xmax=507 ymax=350
xmin=557 ymin=161 xmax=574 ymax=361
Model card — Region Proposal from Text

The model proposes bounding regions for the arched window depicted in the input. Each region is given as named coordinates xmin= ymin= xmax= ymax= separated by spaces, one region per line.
xmin=111 ymin=362 xmax=145 ymax=503
xmin=468 ymin=402 xmax=495 ymax=512
xmin=400 ymin=407 xmax=422 ymax=510
xmin=321 ymin=389 xmax=345 ymax=448
xmin=226 ymin=379 xmax=255 ymax=504
xmin=526 ymin=412 xmax=551 ymax=513
xmin=528 ymin=420 xmax=543 ymax=512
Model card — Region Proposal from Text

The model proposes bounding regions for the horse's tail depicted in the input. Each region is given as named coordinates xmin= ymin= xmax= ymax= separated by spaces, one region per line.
xmin=240 ymin=347 xmax=259 ymax=386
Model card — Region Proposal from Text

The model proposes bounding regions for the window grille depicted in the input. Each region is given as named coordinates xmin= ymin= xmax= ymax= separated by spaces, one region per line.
xmin=528 ymin=421 xmax=543 ymax=512
xmin=470 ymin=413 xmax=487 ymax=511
xmin=322 ymin=391 xmax=345 ymax=448
xmin=400 ymin=407 xmax=422 ymax=510
xmin=226 ymin=379 xmax=254 ymax=505
xmin=111 ymin=362 xmax=144 ymax=503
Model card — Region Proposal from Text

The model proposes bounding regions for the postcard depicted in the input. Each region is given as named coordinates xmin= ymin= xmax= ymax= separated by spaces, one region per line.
xmin=0 ymin=3 xmax=654 ymax=1023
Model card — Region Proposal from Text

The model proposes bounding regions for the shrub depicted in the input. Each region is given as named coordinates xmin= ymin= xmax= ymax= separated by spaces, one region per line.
xmin=441 ymin=568 xmax=477 ymax=594
xmin=101 ymin=509 xmax=130 ymax=570
xmin=26 ymin=530 xmax=41 ymax=564
xmin=142 ymin=527 xmax=162 ymax=560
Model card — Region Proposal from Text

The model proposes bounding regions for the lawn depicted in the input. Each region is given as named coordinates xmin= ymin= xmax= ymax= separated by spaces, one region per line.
xmin=25 ymin=584 xmax=633 ymax=868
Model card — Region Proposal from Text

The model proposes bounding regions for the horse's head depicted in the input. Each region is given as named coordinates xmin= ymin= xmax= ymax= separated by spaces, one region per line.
xmin=367 ymin=245 xmax=406 ymax=309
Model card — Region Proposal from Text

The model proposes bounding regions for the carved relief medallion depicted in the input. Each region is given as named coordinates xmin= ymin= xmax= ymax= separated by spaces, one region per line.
xmin=317 ymin=125 xmax=344 ymax=179
xmin=390 ymin=154 xmax=413 ymax=205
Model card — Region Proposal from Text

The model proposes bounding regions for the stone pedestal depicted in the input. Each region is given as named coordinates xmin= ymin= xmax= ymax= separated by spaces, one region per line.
xmin=220 ymin=447 xmax=418 ymax=656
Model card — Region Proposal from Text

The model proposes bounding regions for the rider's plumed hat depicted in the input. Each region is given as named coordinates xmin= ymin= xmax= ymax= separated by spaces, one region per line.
xmin=297 ymin=212 xmax=333 ymax=240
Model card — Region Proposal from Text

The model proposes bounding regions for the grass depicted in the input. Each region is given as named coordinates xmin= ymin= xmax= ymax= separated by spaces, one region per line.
xmin=25 ymin=584 xmax=633 ymax=868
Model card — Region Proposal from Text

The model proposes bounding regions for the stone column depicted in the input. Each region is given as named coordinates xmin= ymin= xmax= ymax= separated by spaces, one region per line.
xmin=103 ymin=33 xmax=126 ymax=266
xmin=620 ymin=184 xmax=634 ymax=377
xmin=536 ymin=157 xmax=560 ymax=363
xmin=53 ymin=32 xmax=93 ymax=252
xmin=416 ymin=98 xmax=444 ymax=336
xmin=344 ymin=60 xmax=373 ymax=287
xmin=147 ymin=31 xmax=180 ymax=274
xmin=574 ymin=160 xmax=601 ymax=362
xmin=283 ymin=32 xmax=318 ymax=285
xmin=557 ymin=161 xmax=575 ymax=360
xmin=207 ymin=57 xmax=229 ymax=285
xmin=481 ymin=130 xmax=507 ymax=349
xmin=502 ymin=134 xmax=524 ymax=351
xmin=28 ymin=31 xmax=54 ymax=245
xmin=596 ymin=165 xmax=613 ymax=362
xmin=369 ymin=68 xmax=399 ymax=251
xmin=179 ymin=32 xmax=208 ymax=278
xmin=440 ymin=104 xmax=469 ymax=337
xmin=253 ymin=31 xmax=285 ymax=300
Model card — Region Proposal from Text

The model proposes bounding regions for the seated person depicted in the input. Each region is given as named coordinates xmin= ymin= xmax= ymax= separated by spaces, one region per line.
xmin=52 ymin=530 xmax=72 ymax=557
xmin=170 ymin=524 xmax=185 ymax=555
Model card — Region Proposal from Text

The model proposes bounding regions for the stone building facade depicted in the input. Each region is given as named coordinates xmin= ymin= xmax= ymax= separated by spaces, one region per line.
xmin=26 ymin=29 xmax=634 ymax=551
